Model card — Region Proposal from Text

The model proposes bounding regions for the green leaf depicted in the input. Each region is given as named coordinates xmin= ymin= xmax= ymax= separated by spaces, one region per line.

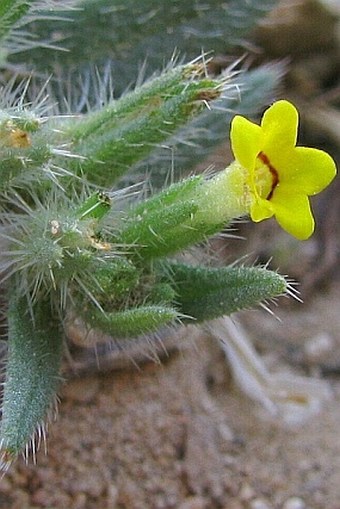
xmin=64 ymin=65 xmax=222 ymax=186
xmin=82 ymin=304 xmax=179 ymax=339
xmin=162 ymin=263 xmax=287 ymax=321
xmin=0 ymin=294 xmax=63 ymax=470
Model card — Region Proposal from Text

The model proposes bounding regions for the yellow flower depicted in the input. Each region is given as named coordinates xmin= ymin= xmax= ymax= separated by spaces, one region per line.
xmin=230 ymin=100 xmax=337 ymax=239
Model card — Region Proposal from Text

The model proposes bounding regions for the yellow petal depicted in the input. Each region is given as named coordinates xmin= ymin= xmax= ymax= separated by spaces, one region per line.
xmin=271 ymin=188 xmax=315 ymax=240
xmin=250 ymin=197 xmax=274 ymax=222
xmin=230 ymin=115 xmax=262 ymax=170
xmin=279 ymin=146 xmax=337 ymax=195
xmin=261 ymin=100 xmax=298 ymax=155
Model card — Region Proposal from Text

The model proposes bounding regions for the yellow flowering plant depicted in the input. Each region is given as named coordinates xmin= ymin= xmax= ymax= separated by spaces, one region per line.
xmin=0 ymin=79 xmax=337 ymax=471
xmin=0 ymin=0 xmax=337 ymax=478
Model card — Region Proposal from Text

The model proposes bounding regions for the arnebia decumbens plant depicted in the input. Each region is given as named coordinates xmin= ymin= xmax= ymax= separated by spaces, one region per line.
xmin=0 ymin=0 xmax=337 ymax=471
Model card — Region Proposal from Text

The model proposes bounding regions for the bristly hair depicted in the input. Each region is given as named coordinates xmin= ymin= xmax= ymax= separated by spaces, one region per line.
xmin=0 ymin=184 xmax=140 ymax=315
xmin=0 ymin=394 xmax=59 ymax=475
xmin=1 ymin=0 xmax=78 ymax=56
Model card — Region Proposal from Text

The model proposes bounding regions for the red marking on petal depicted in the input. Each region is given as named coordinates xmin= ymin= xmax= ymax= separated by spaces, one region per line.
xmin=258 ymin=151 xmax=279 ymax=200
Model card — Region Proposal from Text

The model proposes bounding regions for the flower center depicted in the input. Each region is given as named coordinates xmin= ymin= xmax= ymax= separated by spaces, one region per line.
xmin=255 ymin=151 xmax=279 ymax=200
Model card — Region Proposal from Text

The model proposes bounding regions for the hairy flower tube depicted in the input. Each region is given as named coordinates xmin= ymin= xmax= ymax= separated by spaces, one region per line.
xmin=229 ymin=100 xmax=337 ymax=239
